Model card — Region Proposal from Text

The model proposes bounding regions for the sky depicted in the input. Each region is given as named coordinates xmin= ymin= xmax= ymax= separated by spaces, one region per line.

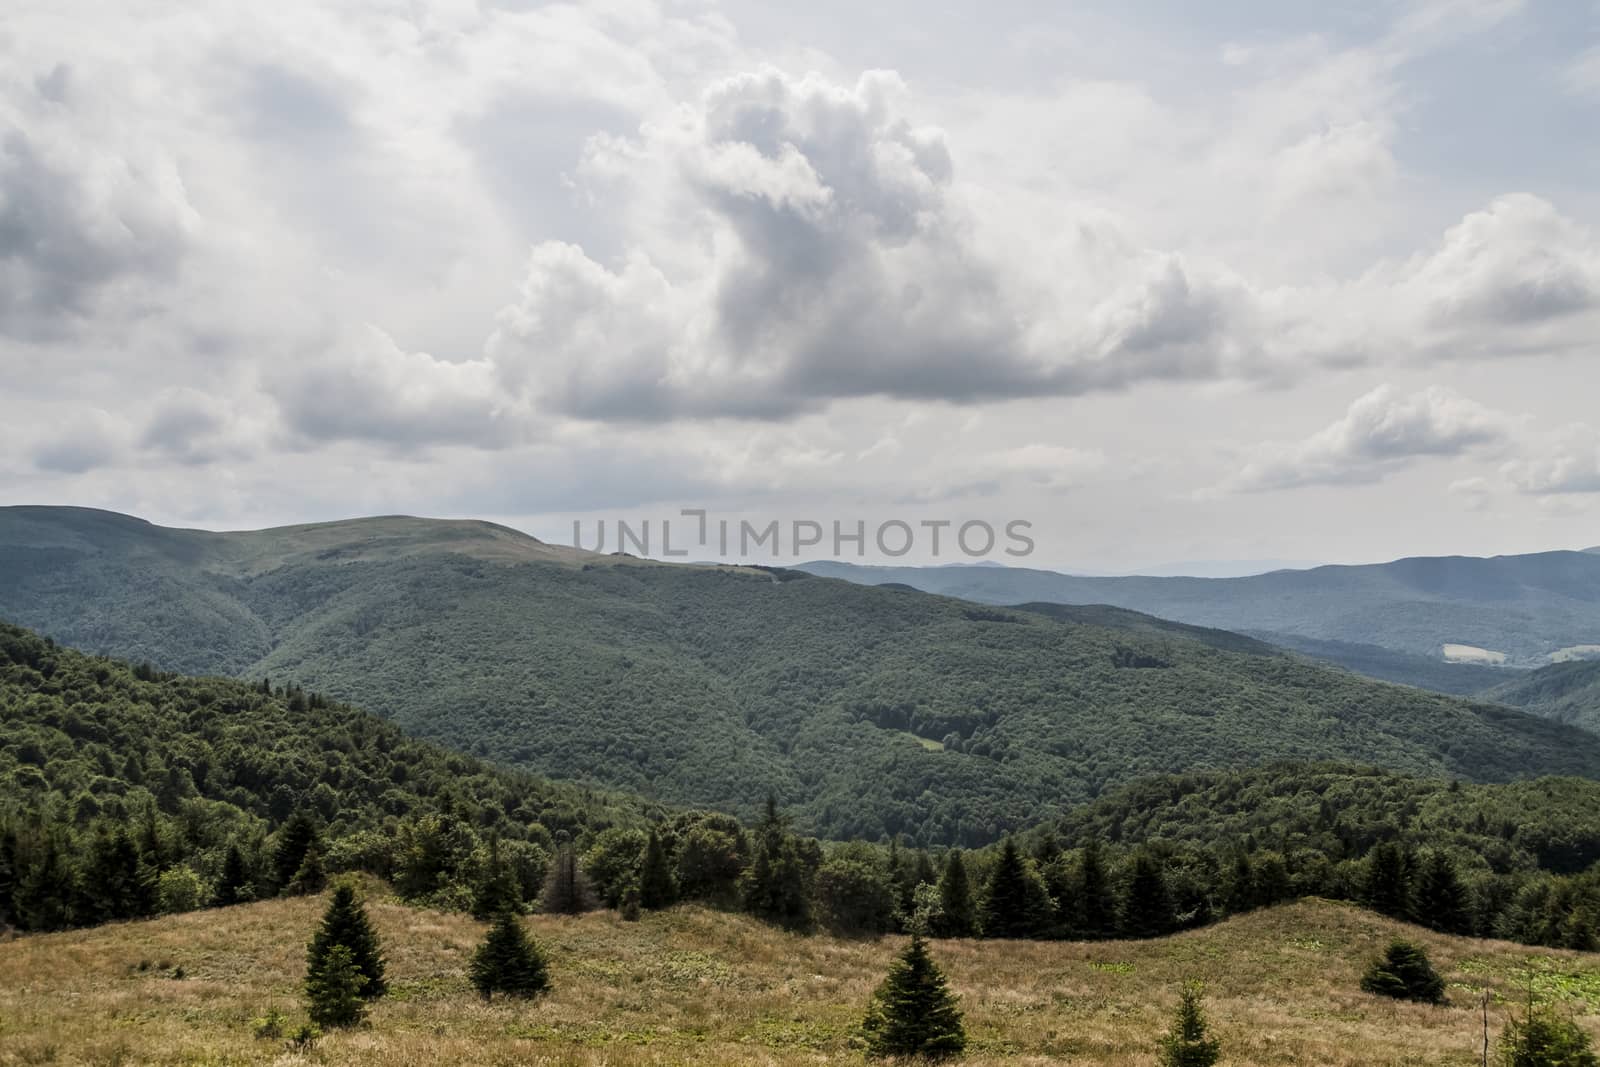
xmin=2 ymin=0 xmax=1598 ymax=572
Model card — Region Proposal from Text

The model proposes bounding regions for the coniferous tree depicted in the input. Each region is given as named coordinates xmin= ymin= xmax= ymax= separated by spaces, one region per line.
xmin=273 ymin=812 xmax=321 ymax=895
xmin=1225 ymin=851 xmax=1257 ymax=914
xmin=469 ymin=911 xmax=551 ymax=999
xmin=638 ymin=830 xmax=677 ymax=911
xmin=740 ymin=799 xmax=812 ymax=929
xmin=1078 ymin=838 xmax=1116 ymax=938
xmin=1158 ymin=981 xmax=1222 ymax=1067
xmin=980 ymin=837 xmax=1046 ymax=938
xmin=305 ymin=944 xmax=367 ymax=1028
xmin=1412 ymin=850 xmax=1469 ymax=934
xmin=0 ymin=827 xmax=16 ymax=928
xmin=936 ymin=849 xmax=976 ymax=937
xmin=1360 ymin=939 xmax=1444 ymax=1004
xmin=286 ymin=842 xmax=327 ymax=896
xmin=1363 ymin=841 xmax=1412 ymax=918
xmin=1121 ymin=851 xmax=1176 ymax=938
xmin=213 ymin=843 xmax=252 ymax=907
xmin=14 ymin=833 xmax=72 ymax=932
xmin=471 ymin=837 xmax=520 ymax=920
xmin=862 ymin=932 xmax=966 ymax=1059
xmin=79 ymin=828 xmax=154 ymax=923
xmin=306 ymin=881 xmax=387 ymax=1000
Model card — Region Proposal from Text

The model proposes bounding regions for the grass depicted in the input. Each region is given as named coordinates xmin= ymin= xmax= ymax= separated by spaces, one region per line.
xmin=3 ymin=896 xmax=1598 ymax=1065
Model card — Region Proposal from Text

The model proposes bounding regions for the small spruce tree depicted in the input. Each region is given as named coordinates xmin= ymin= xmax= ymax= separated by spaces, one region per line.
xmin=1159 ymin=981 xmax=1222 ymax=1067
xmin=305 ymin=944 xmax=366 ymax=1028
xmin=1360 ymin=939 xmax=1445 ymax=1004
xmin=307 ymin=881 xmax=387 ymax=1000
xmin=469 ymin=911 xmax=551 ymax=1000
xmin=862 ymin=932 xmax=967 ymax=1059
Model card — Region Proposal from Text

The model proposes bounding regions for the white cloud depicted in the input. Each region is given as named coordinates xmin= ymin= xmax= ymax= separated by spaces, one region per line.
xmin=1504 ymin=425 xmax=1600 ymax=495
xmin=1225 ymin=385 xmax=1511 ymax=491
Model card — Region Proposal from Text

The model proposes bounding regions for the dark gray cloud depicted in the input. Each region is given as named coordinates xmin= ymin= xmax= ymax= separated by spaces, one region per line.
xmin=0 ymin=62 xmax=192 ymax=341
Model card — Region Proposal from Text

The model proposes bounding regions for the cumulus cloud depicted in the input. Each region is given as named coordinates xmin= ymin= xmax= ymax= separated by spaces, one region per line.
xmin=0 ymin=63 xmax=197 ymax=340
xmin=267 ymin=325 xmax=516 ymax=449
xmin=1225 ymin=385 xmax=1511 ymax=491
xmin=485 ymin=68 xmax=1271 ymax=421
xmin=1504 ymin=426 xmax=1600 ymax=495
xmin=1398 ymin=194 xmax=1600 ymax=330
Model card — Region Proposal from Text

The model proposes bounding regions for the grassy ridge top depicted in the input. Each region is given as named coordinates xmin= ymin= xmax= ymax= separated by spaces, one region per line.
xmin=3 ymin=893 xmax=1597 ymax=1065
xmin=8 ymin=507 xmax=1600 ymax=845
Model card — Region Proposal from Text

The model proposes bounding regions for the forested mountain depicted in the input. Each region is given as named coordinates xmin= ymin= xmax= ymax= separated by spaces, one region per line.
xmin=1484 ymin=660 xmax=1600 ymax=732
xmin=799 ymin=551 xmax=1600 ymax=669
xmin=7 ymin=507 xmax=1600 ymax=845
xmin=0 ymin=619 xmax=656 ymax=931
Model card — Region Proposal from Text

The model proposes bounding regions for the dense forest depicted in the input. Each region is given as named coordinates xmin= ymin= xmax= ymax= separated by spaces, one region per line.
xmin=10 ymin=620 xmax=1600 ymax=958
xmin=7 ymin=507 xmax=1600 ymax=846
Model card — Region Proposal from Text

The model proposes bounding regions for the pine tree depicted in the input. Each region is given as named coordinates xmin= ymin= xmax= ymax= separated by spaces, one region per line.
xmin=638 ymin=830 xmax=676 ymax=911
xmin=273 ymin=812 xmax=322 ymax=895
xmin=469 ymin=911 xmax=551 ymax=999
xmin=307 ymin=881 xmax=387 ymax=1000
xmin=79 ymin=828 xmax=154 ymax=923
xmin=1078 ymin=838 xmax=1116 ymax=938
xmin=286 ymin=843 xmax=327 ymax=896
xmin=213 ymin=843 xmax=252 ymax=907
xmin=1225 ymin=851 xmax=1257 ymax=914
xmin=1412 ymin=850 xmax=1469 ymax=934
xmin=471 ymin=837 xmax=520 ymax=920
xmin=1363 ymin=841 xmax=1412 ymax=918
xmin=1121 ymin=851 xmax=1176 ymax=938
xmin=936 ymin=849 xmax=976 ymax=937
xmin=305 ymin=944 xmax=367 ymax=1028
xmin=1360 ymin=939 xmax=1444 ymax=1004
xmin=980 ymin=838 xmax=1044 ymax=938
xmin=1158 ymin=981 xmax=1222 ymax=1067
xmin=14 ymin=833 xmax=72 ymax=932
xmin=862 ymin=932 xmax=967 ymax=1059
xmin=740 ymin=802 xmax=812 ymax=930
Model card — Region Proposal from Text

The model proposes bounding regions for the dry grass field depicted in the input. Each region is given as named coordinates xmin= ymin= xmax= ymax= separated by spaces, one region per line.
xmin=3 ymin=893 xmax=1598 ymax=1066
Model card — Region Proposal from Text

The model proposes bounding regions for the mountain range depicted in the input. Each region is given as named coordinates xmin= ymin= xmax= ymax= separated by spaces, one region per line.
xmin=5 ymin=505 xmax=1600 ymax=845
xmin=798 ymin=552 xmax=1600 ymax=672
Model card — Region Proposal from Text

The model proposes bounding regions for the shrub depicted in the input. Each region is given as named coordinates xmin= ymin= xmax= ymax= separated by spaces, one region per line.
xmin=1499 ymin=1000 xmax=1599 ymax=1067
xmin=1360 ymin=939 xmax=1445 ymax=1004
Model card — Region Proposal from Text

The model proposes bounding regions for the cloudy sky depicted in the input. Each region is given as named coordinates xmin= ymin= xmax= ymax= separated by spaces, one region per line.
xmin=3 ymin=0 xmax=1598 ymax=571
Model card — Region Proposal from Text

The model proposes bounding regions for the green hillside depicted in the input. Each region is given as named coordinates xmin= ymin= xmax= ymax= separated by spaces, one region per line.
xmin=1046 ymin=763 xmax=1600 ymax=874
xmin=0 ymin=619 xmax=652 ymax=931
xmin=798 ymin=552 xmax=1600 ymax=668
xmin=1485 ymin=659 xmax=1600 ymax=732
xmin=7 ymin=507 xmax=1600 ymax=846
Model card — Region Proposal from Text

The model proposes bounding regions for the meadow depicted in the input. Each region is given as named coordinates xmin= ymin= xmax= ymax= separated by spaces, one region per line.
xmin=3 ymin=894 xmax=1598 ymax=1066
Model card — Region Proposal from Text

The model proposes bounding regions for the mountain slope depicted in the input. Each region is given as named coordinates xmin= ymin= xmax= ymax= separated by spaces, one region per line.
xmin=798 ymin=553 xmax=1600 ymax=667
xmin=7 ymin=507 xmax=1600 ymax=845
xmin=1484 ymin=659 xmax=1600 ymax=732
